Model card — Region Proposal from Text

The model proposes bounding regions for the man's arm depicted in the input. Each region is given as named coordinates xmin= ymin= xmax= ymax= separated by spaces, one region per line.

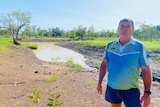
xmin=140 ymin=66 xmax=152 ymax=106
xmin=97 ymin=59 xmax=108 ymax=94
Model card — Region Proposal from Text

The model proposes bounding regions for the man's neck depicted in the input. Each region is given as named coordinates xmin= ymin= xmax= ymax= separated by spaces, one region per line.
xmin=119 ymin=36 xmax=132 ymax=46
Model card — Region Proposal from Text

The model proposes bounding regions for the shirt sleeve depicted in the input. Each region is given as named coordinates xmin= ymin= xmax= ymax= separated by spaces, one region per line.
xmin=147 ymin=51 xmax=152 ymax=64
xmin=103 ymin=44 xmax=109 ymax=60
xmin=139 ymin=45 xmax=150 ymax=66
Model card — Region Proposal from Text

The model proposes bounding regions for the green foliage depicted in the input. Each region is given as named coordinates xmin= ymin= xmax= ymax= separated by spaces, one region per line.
xmin=20 ymin=42 xmax=38 ymax=49
xmin=27 ymin=43 xmax=38 ymax=49
xmin=0 ymin=38 xmax=12 ymax=53
xmin=28 ymin=88 xmax=42 ymax=105
xmin=1 ymin=20 xmax=160 ymax=42
xmin=66 ymin=59 xmax=83 ymax=72
xmin=47 ymin=92 xmax=63 ymax=107
xmin=0 ymin=10 xmax=31 ymax=42
xmin=45 ymin=76 xmax=58 ymax=82
xmin=0 ymin=38 xmax=12 ymax=45
xmin=28 ymin=88 xmax=63 ymax=107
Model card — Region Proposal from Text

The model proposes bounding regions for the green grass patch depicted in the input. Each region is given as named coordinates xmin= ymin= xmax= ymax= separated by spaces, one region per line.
xmin=0 ymin=38 xmax=12 ymax=45
xmin=142 ymin=41 xmax=160 ymax=51
xmin=78 ymin=38 xmax=112 ymax=47
xmin=27 ymin=44 xmax=38 ymax=49
xmin=20 ymin=42 xmax=38 ymax=49
xmin=45 ymin=76 xmax=58 ymax=82
xmin=78 ymin=38 xmax=160 ymax=51
xmin=0 ymin=38 xmax=12 ymax=53
xmin=66 ymin=59 xmax=83 ymax=72
xmin=24 ymin=37 xmax=68 ymax=41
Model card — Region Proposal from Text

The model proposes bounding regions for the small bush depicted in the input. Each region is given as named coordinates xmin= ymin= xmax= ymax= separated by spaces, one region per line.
xmin=20 ymin=42 xmax=38 ymax=50
xmin=27 ymin=44 xmax=38 ymax=49
xmin=28 ymin=88 xmax=63 ymax=107
xmin=28 ymin=88 xmax=42 ymax=105
xmin=47 ymin=92 xmax=63 ymax=107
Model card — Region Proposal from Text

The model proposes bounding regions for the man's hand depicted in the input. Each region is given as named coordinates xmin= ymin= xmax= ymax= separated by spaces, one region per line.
xmin=140 ymin=93 xmax=150 ymax=107
xmin=97 ymin=83 xmax=102 ymax=94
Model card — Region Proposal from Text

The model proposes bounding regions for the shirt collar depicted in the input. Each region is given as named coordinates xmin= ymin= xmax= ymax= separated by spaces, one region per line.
xmin=116 ymin=37 xmax=136 ymax=45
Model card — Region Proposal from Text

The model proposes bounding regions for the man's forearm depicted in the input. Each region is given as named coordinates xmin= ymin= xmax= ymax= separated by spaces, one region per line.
xmin=141 ymin=66 xmax=152 ymax=91
xmin=98 ymin=60 xmax=107 ymax=84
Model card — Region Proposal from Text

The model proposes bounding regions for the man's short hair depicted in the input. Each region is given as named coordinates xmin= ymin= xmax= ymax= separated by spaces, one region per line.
xmin=119 ymin=18 xmax=134 ymax=27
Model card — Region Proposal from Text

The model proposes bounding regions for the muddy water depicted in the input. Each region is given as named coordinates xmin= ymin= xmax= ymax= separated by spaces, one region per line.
xmin=29 ymin=42 xmax=91 ymax=69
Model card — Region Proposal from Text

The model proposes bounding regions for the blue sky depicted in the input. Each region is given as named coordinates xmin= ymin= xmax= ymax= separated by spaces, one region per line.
xmin=0 ymin=0 xmax=160 ymax=31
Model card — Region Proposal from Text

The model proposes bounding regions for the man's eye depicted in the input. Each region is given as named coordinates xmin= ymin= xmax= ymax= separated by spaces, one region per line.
xmin=120 ymin=25 xmax=130 ymax=28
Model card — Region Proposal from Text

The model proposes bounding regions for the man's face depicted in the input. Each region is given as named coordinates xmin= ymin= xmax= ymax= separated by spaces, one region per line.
xmin=118 ymin=21 xmax=134 ymax=37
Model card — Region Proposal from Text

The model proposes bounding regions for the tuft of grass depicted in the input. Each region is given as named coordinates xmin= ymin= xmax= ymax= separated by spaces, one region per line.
xmin=66 ymin=59 xmax=83 ymax=72
xmin=45 ymin=76 xmax=58 ymax=82
xmin=20 ymin=42 xmax=38 ymax=49
xmin=85 ymin=79 xmax=96 ymax=88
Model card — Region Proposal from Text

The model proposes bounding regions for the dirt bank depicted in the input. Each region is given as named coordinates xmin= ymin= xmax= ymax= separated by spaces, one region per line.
xmin=0 ymin=45 xmax=110 ymax=107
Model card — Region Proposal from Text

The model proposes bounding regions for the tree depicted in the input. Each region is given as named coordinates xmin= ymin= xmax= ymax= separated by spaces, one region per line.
xmin=21 ymin=26 xmax=33 ymax=37
xmin=37 ymin=27 xmax=45 ymax=37
xmin=87 ymin=26 xmax=95 ymax=39
xmin=0 ymin=10 xmax=31 ymax=44
xmin=0 ymin=29 xmax=10 ymax=36
xmin=51 ymin=27 xmax=62 ymax=37
xmin=76 ymin=25 xmax=86 ymax=40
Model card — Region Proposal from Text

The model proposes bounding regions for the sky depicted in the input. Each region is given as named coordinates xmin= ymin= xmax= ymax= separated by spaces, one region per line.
xmin=0 ymin=0 xmax=160 ymax=31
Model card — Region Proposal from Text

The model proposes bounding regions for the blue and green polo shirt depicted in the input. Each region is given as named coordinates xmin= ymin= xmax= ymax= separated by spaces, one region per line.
xmin=103 ymin=37 xmax=149 ymax=90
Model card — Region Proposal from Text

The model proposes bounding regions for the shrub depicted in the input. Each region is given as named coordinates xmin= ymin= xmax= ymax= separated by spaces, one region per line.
xmin=27 ymin=44 xmax=38 ymax=49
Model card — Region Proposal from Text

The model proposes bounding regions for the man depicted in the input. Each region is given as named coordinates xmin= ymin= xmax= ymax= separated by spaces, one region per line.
xmin=97 ymin=18 xmax=152 ymax=107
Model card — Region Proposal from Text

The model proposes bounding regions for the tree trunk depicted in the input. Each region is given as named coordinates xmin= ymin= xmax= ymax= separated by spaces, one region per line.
xmin=12 ymin=35 xmax=19 ymax=45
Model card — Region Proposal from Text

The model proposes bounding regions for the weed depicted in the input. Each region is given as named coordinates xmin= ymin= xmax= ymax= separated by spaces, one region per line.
xmin=28 ymin=88 xmax=42 ymax=105
xmin=28 ymin=88 xmax=63 ymax=107
xmin=47 ymin=92 xmax=63 ymax=107
xmin=45 ymin=76 xmax=58 ymax=82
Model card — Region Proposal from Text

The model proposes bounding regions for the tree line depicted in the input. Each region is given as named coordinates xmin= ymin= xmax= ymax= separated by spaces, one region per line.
xmin=0 ymin=11 xmax=160 ymax=44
